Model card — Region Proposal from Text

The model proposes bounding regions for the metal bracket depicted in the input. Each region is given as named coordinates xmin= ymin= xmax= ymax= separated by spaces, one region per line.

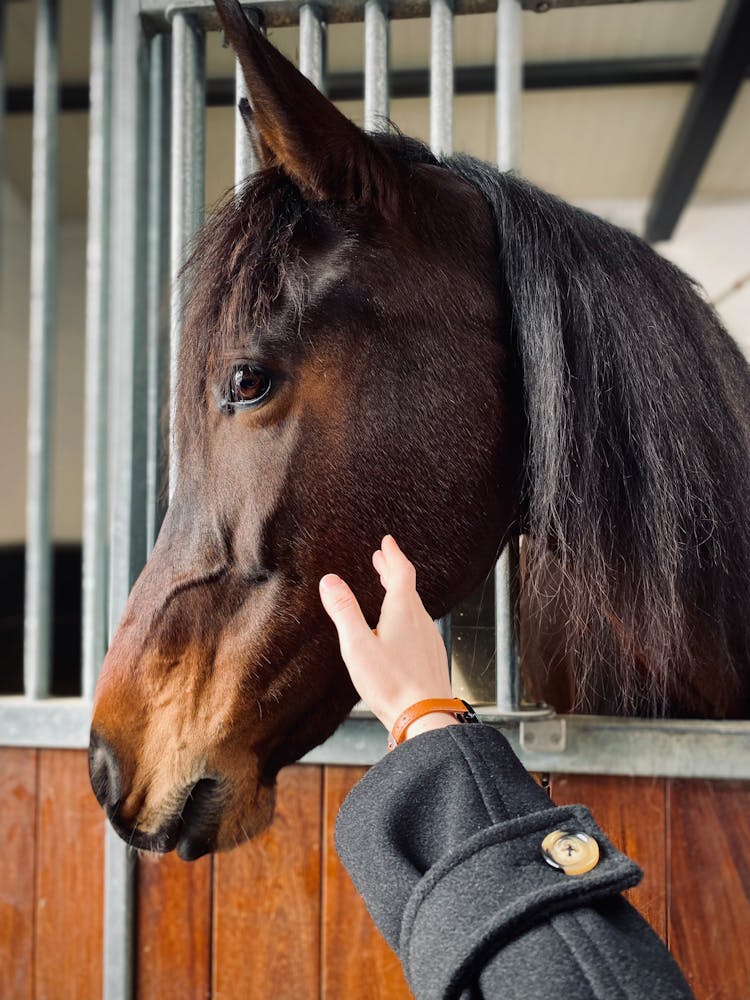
xmin=520 ymin=716 xmax=567 ymax=753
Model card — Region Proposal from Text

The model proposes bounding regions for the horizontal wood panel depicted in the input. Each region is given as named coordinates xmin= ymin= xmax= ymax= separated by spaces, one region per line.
xmin=0 ymin=748 xmax=37 ymax=1000
xmin=212 ymin=765 xmax=323 ymax=1000
xmin=322 ymin=766 xmax=414 ymax=1000
xmin=668 ymin=779 xmax=750 ymax=1000
xmin=2 ymin=750 xmax=749 ymax=1000
xmin=550 ymin=773 xmax=667 ymax=938
xmin=35 ymin=749 xmax=105 ymax=1000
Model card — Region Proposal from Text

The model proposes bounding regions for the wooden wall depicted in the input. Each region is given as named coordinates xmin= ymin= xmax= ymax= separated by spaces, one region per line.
xmin=1 ymin=748 xmax=748 ymax=999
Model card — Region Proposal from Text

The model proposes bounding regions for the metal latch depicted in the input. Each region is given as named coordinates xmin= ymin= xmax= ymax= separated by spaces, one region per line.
xmin=520 ymin=717 xmax=566 ymax=753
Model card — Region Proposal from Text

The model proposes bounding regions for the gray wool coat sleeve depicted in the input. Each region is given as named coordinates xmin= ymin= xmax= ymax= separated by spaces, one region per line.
xmin=334 ymin=725 xmax=694 ymax=1000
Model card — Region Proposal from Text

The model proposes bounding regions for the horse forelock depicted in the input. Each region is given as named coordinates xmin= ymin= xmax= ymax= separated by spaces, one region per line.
xmin=175 ymin=169 xmax=309 ymax=446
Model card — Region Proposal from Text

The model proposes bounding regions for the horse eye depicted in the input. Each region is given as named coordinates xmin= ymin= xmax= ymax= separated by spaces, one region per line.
xmin=226 ymin=365 xmax=272 ymax=409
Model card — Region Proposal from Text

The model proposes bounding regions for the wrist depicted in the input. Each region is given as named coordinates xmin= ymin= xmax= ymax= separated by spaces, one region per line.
xmin=386 ymin=697 xmax=480 ymax=750
xmin=403 ymin=712 xmax=461 ymax=740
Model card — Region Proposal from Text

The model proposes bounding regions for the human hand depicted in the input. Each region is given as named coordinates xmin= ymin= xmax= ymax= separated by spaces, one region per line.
xmin=319 ymin=535 xmax=459 ymax=740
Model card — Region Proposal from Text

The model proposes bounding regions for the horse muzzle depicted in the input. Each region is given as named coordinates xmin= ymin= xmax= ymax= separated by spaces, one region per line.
xmin=89 ymin=730 xmax=227 ymax=860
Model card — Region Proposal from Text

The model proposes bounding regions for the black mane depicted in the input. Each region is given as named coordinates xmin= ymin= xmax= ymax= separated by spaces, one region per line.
xmin=448 ymin=157 xmax=750 ymax=714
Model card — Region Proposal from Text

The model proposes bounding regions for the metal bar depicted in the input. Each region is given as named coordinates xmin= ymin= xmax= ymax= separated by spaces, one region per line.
xmin=169 ymin=12 xmax=205 ymax=496
xmin=433 ymin=0 xmax=455 ymax=671
xmin=139 ymin=0 xmax=679 ymax=31
xmin=493 ymin=0 xmax=523 ymax=714
xmin=233 ymin=7 xmax=263 ymax=187
xmin=10 ymin=57 xmax=733 ymax=115
xmin=104 ymin=826 xmax=137 ymax=1000
xmin=644 ymin=0 xmax=750 ymax=243
xmin=108 ymin=6 xmax=151 ymax=637
xmin=104 ymin=0 xmax=152 ymax=993
xmin=494 ymin=535 xmax=521 ymax=712
xmin=1 ymin=699 xmax=747 ymax=781
xmin=495 ymin=0 xmax=522 ymax=172
xmin=146 ymin=31 xmax=172 ymax=552
xmin=436 ymin=614 xmax=452 ymax=669
xmin=0 ymin=0 xmax=6 ymax=247
xmin=23 ymin=0 xmax=58 ymax=701
xmin=301 ymin=714 xmax=750 ymax=780
xmin=0 ymin=698 xmax=92 ymax=747
xmin=82 ymin=0 xmax=113 ymax=700
xmin=430 ymin=0 xmax=453 ymax=156
xmin=299 ymin=3 xmax=327 ymax=91
xmin=234 ymin=57 xmax=253 ymax=184
xmin=427 ymin=0 xmax=452 ymax=687
xmin=364 ymin=0 xmax=389 ymax=132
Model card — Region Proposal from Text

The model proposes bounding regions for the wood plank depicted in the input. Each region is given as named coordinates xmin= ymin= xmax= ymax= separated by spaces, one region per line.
xmin=212 ymin=765 xmax=322 ymax=1000
xmin=0 ymin=748 xmax=37 ymax=1000
xmin=322 ymin=766 xmax=414 ymax=1000
xmin=137 ymin=852 xmax=212 ymax=1000
xmin=550 ymin=774 xmax=667 ymax=938
xmin=667 ymin=779 xmax=750 ymax=1000
xmin=35 ymin=749 xmax=105 ymax=1000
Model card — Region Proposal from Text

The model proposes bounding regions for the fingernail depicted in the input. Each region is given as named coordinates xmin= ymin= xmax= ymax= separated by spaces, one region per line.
xmin=320 ymin=574 xmax=342 ymax=593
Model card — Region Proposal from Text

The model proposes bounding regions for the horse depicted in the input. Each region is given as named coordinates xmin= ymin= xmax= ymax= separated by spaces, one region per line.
xmin=88 ymin=0 xmax=750 ymax=860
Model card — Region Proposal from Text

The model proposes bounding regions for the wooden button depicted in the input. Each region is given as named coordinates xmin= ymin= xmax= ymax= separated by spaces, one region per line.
xmin=541 ymin=829 xmax=600 ymax=875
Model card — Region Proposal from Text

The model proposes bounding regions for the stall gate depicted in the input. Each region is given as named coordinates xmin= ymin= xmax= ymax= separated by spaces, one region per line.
xmin=1 ymin=0 xmax=749 ymax=997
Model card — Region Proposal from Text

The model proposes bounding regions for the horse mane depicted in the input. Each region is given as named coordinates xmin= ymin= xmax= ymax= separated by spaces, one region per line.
xmin=447 ymin=157 xmax=750 ymax=715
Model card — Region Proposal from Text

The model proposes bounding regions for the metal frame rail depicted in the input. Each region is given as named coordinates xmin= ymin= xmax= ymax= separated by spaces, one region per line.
xmin=0 ymin=1 xmax=747 ymax=997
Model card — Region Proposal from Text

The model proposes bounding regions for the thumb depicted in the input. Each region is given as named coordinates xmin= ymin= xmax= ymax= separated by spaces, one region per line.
xmin=319 ymin=574 xmax=374 ymax=652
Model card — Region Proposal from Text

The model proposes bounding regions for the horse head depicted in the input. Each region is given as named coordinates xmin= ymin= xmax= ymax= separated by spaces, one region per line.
xmin=91 ymin=0 xmax=750 ymax=858
xmin=89 ymin=0 xmax=520 ymax=859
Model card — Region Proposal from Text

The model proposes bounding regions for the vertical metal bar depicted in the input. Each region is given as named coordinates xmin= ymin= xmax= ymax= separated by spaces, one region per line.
xmin=103 ymin=826 xmax=137 ymax=1000
xmin=430 ymin=0 xmax=453 ymax=157
xmin=233 ymin=7 xmax=263 ymax=187
xmin=146 ymin=31 xmax=171 ymax=552
xmin=0 ymin=0 xmax=6 ymax=248
xmin=495 ymin=0 xmax=522 ymax=172
xmin=82 ymin=0 xmax=113 ymax=700
xmin=23 ymin=0 xmax=58 ymax=701
xmin=234 ymin=59 xmax=254 ymax=184
xmin=364 ymin=0 xmax=389 ymax=132
xmin=299 ymin=4 xmax=327 ymax=92
xmin=108 ymin=5 xmax=150 ymax=638
xmin=104 ymin=0 xmax=152 ymax=993
xmin=494 ymin=0 xmax=523 ymax=713
xmin=495 ymin=534 xmax=521 ymax=712
xmin=429 ymin=0 xmax=454 ymax=661
xmin=436 ymin=614 xmax=452 ymax=671
xmin=169 ymin=13 xmax=205 ymax=497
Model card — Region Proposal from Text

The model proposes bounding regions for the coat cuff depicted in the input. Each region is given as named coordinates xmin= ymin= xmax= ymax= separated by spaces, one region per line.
xmin=400 ymin=803 xmax=642 ymax=999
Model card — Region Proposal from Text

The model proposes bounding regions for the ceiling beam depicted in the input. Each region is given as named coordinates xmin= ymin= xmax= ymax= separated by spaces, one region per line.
xmin=6 ymin=55 xmax=735 ymax=115
xmin=644 ymin=0 xmax=750 ymax=243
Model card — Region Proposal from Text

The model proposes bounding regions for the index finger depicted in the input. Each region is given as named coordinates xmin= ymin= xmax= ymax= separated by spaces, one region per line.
xmin=380 ymin=535 xmax=417 ymax=593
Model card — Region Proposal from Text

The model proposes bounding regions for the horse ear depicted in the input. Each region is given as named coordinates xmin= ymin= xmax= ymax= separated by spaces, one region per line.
xmin=215 ymin=0 xmax=401 ymax=213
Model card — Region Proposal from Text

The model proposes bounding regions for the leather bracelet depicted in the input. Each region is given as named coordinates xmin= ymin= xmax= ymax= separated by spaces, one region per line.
xmin=387 ymin=697 xmax=480 ymax=751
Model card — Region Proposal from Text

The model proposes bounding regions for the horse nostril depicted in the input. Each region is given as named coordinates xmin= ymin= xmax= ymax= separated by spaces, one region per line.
xmin=88 ymin=730 xmax=122 ymax=810
xmin=177 ymin=777 xmax=224 ymax=861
